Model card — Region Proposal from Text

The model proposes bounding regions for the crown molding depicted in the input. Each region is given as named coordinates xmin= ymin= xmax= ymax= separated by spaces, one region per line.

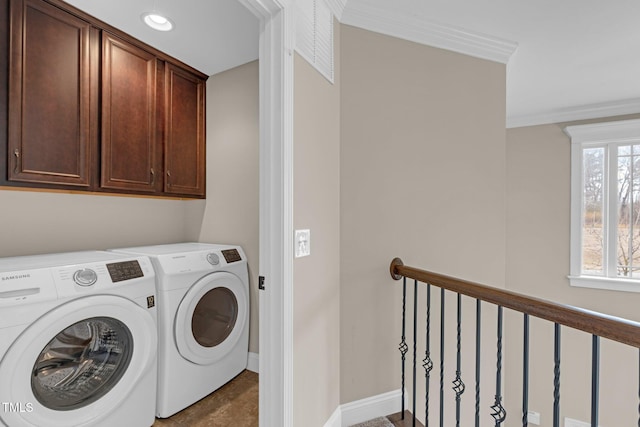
xmin=340 ymin=3 xmax=518 ymax=64
xmin=507 ymin=98 xmax=640 ymax=129
xmin=564 ymin=118 xmax=640 ymax=143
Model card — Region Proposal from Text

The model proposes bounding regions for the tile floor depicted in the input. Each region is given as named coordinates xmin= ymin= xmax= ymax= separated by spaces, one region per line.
xmin=152 ymin=370 xmax=258 ymax=427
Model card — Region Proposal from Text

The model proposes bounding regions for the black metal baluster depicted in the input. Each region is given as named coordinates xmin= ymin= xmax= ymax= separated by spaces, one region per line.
xmin=522 ymin=314 xmax=530 ymax=427
xmin=553 ymin=323 xmax=561 ymax=427
xmin=475 ymin=300 xmax=481 ymax=427
xmin=453 ymin=293 xmax=465 ymax=427
xmin=424 ymin=284 xmax=433 ymax=426
xmin=491 ymin=306 xmax=507 ymax=426
xmin=440 ymin=288 xmax=445 ymax=427
xmin=413 ymin=280 xmax=418 ymax=427
xmin=591 ymin=335 xmax=599 ymax=427
xmin=399 ymin=277 xmax=408 ymax=420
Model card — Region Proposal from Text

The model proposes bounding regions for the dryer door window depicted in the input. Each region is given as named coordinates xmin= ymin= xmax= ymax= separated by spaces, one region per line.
xmin=174 ymin=271 xmax=248 ymax=365
xmin=31 ymin=317 xmax=133 ymax=410
xmin=192 ymin=288 xmax=238 ymax=347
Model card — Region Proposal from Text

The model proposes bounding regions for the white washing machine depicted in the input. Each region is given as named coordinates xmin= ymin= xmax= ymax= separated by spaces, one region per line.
xmin=0 ymin=251 xmax=158 ymax=427
xmin=111 ymin=242 xmax=250 ymax=418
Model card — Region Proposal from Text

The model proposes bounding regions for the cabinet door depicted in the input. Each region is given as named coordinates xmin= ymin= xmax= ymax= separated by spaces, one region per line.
xmin=164 ymin=63 xmax=205 ymax=197
xmin=8 ymin=0 xmax=92 ymax=186
xmin=101 ymin=32 xmax=160 ymax=193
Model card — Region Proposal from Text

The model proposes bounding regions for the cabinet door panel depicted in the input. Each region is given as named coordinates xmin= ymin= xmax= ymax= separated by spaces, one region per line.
xmin=8 ymin=0 xmax=91 ymax=186
xmin=164 ymin=63 xmax=205 ymax=197
xmin=101 ymin=33 xmax=159 ymax=192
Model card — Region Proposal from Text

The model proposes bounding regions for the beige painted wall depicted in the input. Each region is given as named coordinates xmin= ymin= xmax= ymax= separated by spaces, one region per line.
xmin=505 ymin=113 xmax=640 ymax=426
xmin=292 ymin=22 xmax=342 ymax=426
xmin=198 ymin=60 xmax=260 ymax=354
xmin=340 ymin=24 xmax=507 ymax=418
xmin=0 ymin=189 xmax=190 ymax=257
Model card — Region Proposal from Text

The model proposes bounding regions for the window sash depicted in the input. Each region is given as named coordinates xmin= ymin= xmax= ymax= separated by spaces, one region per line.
xmin=567 ymin=119 xmax=640 ymax=292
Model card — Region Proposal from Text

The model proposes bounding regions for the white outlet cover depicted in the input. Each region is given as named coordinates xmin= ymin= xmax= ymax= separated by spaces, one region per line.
xmin=527 ymin=411 xmax=540 ymax=425
xmin=565 ymin=417 xmax=601 ymax=427
xmin=295 ymin=229 xmax=311 ymax=258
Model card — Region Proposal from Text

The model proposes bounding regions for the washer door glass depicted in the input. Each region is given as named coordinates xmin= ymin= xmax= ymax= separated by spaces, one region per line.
xmin=31 ymin=317 xmax=133 ymax=411
xmin=192 ymin=287 xmax=238 ymax=347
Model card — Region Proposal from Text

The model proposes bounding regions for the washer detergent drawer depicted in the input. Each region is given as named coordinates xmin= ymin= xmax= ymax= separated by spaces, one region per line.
xmin=0 ymin=269 xmax=57 ymax=310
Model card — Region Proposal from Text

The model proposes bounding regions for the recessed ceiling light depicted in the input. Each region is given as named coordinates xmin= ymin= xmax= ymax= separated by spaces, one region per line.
xmin=141 ymin=12 xmax=174 ymax=32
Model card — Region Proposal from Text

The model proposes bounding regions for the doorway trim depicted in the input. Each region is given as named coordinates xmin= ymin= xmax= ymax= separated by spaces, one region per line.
xmin=236 ymin=0 xmax=294 ymax=426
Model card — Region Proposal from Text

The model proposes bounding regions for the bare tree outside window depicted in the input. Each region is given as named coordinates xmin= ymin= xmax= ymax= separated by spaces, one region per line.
xmin=616 ymin=145 xmax=640 ymax=277
xmin=582 ymin=147 xmax=603 ymax=274
xmin=582 ymin=145 xmax=640 ymax=277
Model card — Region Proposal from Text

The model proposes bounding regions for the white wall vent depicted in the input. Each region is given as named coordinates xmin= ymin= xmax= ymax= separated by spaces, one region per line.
xmin=295 ymin=0 xmax=335 ymax=83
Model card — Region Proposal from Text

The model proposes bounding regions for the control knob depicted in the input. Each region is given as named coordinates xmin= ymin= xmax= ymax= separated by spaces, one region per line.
xmin=73 ymin=268 xmax=98 ymax=286
xmin=206 ymin=253 xmax=220 ymax=266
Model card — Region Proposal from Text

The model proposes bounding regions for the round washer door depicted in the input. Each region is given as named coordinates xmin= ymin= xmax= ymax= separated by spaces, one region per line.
xmin=0 ymin=295 xmax=157 ymax=427
xmin=174 ymin=271 xmax=248 ymax=365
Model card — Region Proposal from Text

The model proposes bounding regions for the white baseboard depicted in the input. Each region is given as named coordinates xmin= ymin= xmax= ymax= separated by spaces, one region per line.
xmin=324 ymin=406 xmax=342 ymax=427
xmin=324 ymin=389 xmax=406 ymax=427
xmin=247 ymin=352 xmax=259 ymax=373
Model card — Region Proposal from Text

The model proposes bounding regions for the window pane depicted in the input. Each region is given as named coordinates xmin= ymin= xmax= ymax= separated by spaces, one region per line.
xmin=583 ymin=147 xmax=604 ymax=274
xmin=616 ymin=145 xmax=640 ymax=277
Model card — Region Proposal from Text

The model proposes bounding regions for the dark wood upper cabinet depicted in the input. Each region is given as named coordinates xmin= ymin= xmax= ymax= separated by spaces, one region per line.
xmin=8 ymin=0 xmax=93 ymax=187
xmin=101 ymin=32 xmax=160 ymax=193
xmin=164 ymin=63 xmax=206 ymax=197
xmin=3 ymin=0 xmax=208 ymax=198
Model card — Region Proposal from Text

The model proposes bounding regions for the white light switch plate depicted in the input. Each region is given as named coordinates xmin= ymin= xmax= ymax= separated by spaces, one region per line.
xmin=295 ymin=229 xmax=311 ymax=258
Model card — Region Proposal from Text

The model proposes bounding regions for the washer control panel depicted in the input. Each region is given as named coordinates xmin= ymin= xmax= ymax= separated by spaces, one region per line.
xmin=107 ymin=260 xmax=144 ymax=282
xmin=53 ymin=257 xmax=154 ymax=297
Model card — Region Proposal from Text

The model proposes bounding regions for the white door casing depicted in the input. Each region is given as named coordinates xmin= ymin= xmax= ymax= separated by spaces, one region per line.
xmin=235 ymin=0 xmax=294 ymax=426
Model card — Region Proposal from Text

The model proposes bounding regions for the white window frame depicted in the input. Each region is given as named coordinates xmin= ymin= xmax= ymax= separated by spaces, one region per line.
xmin=566 ymin=119 xmax=640 ymax=292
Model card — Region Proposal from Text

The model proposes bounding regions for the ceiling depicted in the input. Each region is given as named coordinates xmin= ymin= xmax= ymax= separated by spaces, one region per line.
xmin=63 ymin=0 xmax=260 ymax=78
xmin=64 ymin=0 xmax=640 ymax=128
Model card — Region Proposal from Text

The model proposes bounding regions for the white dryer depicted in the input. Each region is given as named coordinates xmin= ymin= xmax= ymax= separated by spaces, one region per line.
xmin=0 ymin=251 xmax=158 ymax=427
xmin=111 ymin=242 xmax=250 ymax=418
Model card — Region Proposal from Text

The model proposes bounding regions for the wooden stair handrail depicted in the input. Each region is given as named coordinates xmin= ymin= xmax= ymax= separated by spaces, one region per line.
xmin=390 ymin=257 xmax=640 ymax=348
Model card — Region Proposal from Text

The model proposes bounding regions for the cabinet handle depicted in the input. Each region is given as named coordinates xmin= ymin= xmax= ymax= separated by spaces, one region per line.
xmin=13 ymin=149 xmax=20 ymax=174
xmin=166 ymin=170 xmax=171 ymax=186
xmin=150 ymin=168 xmax=155 ymax=185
